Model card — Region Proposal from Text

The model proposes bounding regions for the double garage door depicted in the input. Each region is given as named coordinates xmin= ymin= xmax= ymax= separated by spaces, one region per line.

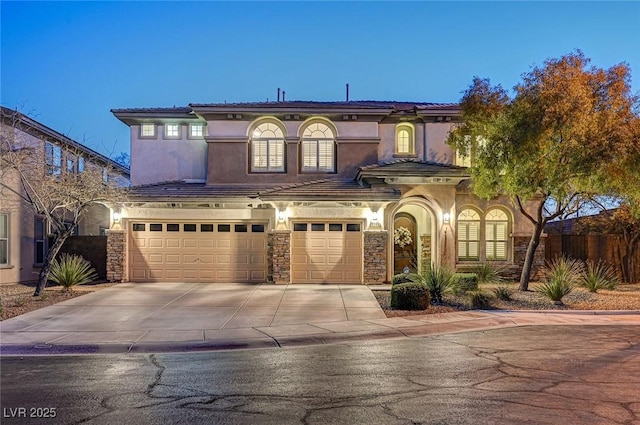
xmin=129 ymin=221 xmax=268 ymax=282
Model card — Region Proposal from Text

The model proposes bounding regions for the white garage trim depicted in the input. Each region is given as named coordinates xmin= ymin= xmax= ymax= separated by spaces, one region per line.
xmin=129 ymin=221 xmax=267 ymax=282
xmin=291 ymin=221 xmax=363 ymax=284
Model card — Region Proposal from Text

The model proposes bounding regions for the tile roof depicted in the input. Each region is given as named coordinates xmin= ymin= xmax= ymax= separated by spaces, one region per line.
xmin=357 ymin=159 xmax=470 ymax=177
xmin=127 ymin=179 xmax=399 ymax=202
xmin=110 ymin=106 xmax=192 ymax=114
xmin=190 ymin=101 xmax=459 ymax=111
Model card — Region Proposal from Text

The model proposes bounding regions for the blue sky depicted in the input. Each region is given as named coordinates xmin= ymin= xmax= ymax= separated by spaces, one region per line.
xmin=2 ymin=1 xmax=639 ymax=159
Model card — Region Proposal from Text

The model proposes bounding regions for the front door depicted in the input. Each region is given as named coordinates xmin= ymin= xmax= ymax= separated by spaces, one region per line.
xmin=393 ymin=213 xmax=417 ymax=274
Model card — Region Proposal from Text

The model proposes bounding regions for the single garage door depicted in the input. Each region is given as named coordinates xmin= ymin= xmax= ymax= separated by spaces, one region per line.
xmin=129 ymin=221 xmax=267 ymax=282
xmin=291 ymin=222 xmax=362 ymax=284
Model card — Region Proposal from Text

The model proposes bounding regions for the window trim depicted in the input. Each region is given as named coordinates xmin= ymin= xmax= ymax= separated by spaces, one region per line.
xmin=250 ymin=120 xmax=286 ymax=173
xmin=394 ymin=123 xmax=415 ymax=156
xmin=0 ymin=212 xmax=9 ymax=266
xmin=164 ymin=123 xmax=181 ymax=139
xmin=34 ymin=216 xmax=47 ymax=266
xmin=457 ymin=208 xmax=481 ymax=262
xmin=485 ymin=208 xmax=510 ymax=261
xmin=300 ymin=120 xmax=336 ymax=173
xmin=140 ymin=123 xmax=156 ymax=138
xmin=189 ymin=123 xmax=204 ymax=139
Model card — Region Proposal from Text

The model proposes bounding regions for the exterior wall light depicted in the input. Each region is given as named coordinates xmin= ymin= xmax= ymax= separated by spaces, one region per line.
xmin=278 ymin=210 xmax=286 ymax=222
xmin=371 ymin=211 xmax=379 ymax=222
xmin=443 ymin=212 xmax=451 ymax=224
xmin=113 ymin=212 xmax=121 ymax=223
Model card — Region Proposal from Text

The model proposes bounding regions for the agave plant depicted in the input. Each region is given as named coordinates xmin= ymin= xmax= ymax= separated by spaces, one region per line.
xmin=472 ymin=263 xmax=505 ymax=284
xmin=537 ymin=256 xmax=584 ymax=305
xmin=48 ymin=253 xmax=98 ymax=291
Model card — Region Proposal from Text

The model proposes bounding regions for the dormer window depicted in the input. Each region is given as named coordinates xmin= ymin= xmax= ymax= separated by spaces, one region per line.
xmin=165 ymin=124 xmax=180 ymax=138
xmin=141 ymin=123 xmax=155 ymax=138
xmin=395 ymin=124 xmax=415 ymax=155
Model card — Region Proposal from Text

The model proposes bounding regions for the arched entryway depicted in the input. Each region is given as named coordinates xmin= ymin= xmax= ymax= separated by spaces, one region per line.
xmin=391 ymin=201 xmax=435 ymax=276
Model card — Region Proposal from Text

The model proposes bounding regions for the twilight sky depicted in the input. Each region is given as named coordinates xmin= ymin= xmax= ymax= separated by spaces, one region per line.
xmin=2 ymin=1 xmax=639 ymax=160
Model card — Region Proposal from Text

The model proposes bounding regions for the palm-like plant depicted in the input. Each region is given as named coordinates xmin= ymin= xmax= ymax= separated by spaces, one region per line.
xmin=48 ymin=253 xmax=98 ymax=291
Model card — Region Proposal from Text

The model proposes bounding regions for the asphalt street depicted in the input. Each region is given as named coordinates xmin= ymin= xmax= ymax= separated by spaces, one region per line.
xmin=2 ymin=325 xmax=639 ymax=424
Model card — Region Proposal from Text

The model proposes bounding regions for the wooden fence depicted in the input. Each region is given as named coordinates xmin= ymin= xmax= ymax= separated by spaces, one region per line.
xmin=545 ymin=234 xmax=640 ymax=282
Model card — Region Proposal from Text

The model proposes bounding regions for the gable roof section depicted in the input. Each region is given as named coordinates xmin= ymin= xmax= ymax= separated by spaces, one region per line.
xmin=127 ymin=179 xmax=399 ymax=202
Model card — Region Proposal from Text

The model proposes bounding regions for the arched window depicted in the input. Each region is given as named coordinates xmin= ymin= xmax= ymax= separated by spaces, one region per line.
xmin=395 ymin=124 xmax=414 ymax=155
xmin=250 ymin=121 xmax=285 ymax=172
xmin=486 ymin=209 xmax=509 ymax=260
xmin=301 ymin=121 xmax=335 ymax=172
xmin=457 ymin=209 xmax=480 ymax=261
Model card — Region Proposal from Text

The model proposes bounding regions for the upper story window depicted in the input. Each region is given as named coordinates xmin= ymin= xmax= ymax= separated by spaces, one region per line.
xmin=45 ymin=142 xmax=62 ymax=176
xmin=78 ymin=156 xmax=85 ymax=173
xmin=66 ymin=154 xmax=76 ymax=174
xmin=141 ymin=123 xmax=156 ymax=138
xmin=164 ymin=124 xmax=180 ymax=138
xmin=301 ymin=121 xmax=335 ymax=173
xmin=455 ymin=135 xmax=486 ymax=167
xmin=395 ymin=124 xmax=415 ymax=155
xmin=486 ymin=209 xmax=509 ymax=260
xmin=457 ymin=208 xmax=480 ymax=261
xmin=250 ymin=121 xmax=285 ymax=172
xmin=0 ymin=212 xmax=8 ymax=266
xmin=189 ymin=123 xmax=204 ymax=138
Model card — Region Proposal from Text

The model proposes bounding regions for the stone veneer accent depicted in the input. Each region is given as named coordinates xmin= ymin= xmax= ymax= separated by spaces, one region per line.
xmin=364 ymin=231 xmax=387 ymax=283
xmin=106 ymin=229 xmax=127 ymax=283
xmin=512 ymin=235 xmax=546 ymax=281
xmin=420 ymin=234 xmax=431 ymax=272
xmin=268 ymin=230 xmax=291 ymax=284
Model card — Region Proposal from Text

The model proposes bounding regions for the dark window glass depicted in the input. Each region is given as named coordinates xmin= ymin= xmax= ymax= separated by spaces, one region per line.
xmin=218 ymin=224 xmax=231 ymax=232
xmin=235 ymin=224 xmax=248 ymax=232
xmin=346 ymin=223 xmax=361 ymax=232
xmin=132 ymin=223 xmax=145 ymax=231
xmin=293 ymin=223 xmax=307 ymax=232
xmin=184 ymin=224 xmax=197 ymax=232
xmin=167 ymin=224 xmax=179 ymax=232
xmin=329 ymin=223 xmax=343 ymax=231
xmin=311 ymin=223 xmax=325 ymax=231
xmin=251 ymin=224 xmax=265 ymax=233
xmin=200 ymin=224 xmax=214 ymax=232
xmin=150 ymin=224 xmax=163 ymax=232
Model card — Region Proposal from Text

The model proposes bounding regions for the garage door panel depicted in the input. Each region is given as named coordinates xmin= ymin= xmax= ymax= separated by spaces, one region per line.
xmin=327 ymin=239 xmax=344 ymax=248
xmin=148 ymin=239 xmax=163 ymax=248
xmin=328 ymin=255 xmax=345 ymax=264
xmin=183 ymin=239 xmax=198 ymax=248
xmin=309 ymin=239 xmax=327 ymax=249
xmin=345 ymin=239 xmax=362 ymax=249
xmin=129 ymin=221 xmax=267 ymax=283
xmin=309 ymin=254 xmax=327 ymax=264
xmin=166 ymin=239 xmax=180 ymax=248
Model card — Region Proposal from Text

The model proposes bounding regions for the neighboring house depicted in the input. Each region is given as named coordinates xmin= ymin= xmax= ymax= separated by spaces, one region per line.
xmin=0 ymin=106 xmax=130 ymax=285
xmin=111 ymin=100 xmax=543 ymax=284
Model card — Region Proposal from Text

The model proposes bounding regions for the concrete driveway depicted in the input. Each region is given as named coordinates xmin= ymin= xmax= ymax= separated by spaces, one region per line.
xmin=0 ymin=282 xmax=387 ymax=351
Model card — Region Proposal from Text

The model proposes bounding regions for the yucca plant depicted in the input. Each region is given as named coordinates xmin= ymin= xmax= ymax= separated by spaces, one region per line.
xmin=582 ymin=260 xmax=619 ymax=293
xmin=408 ymin=266 xmax=454 ymax=304
xmin=537 ymin=256 xmax=584 ymax=305
xmin=466 ymin=290 xmax=492 ymax=309
xmin=472 ymin=263 xmax=505 ymax=284
xmin=48 ymin=253 xmax=98 ymax=291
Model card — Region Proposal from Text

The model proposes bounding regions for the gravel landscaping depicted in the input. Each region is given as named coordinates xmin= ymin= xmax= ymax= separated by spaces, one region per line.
xmin=374 ymin=282 xmax=640 ymax=317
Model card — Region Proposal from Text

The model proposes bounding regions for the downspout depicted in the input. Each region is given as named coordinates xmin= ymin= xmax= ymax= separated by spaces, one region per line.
xmin=422 ymin=118 xmax=427 ymax=162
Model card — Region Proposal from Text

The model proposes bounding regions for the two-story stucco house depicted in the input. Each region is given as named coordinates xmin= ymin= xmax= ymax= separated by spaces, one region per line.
xmin=0 ymin=106 xmax=130 ymax=285
xmin=111 ymin=100 xmax=544 ymax=284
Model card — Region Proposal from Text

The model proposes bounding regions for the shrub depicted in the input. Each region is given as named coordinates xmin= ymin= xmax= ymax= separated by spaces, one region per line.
xmin=390 ymin=282 xmax=430 ymax=310
xmin=582 ymin=260 xmax=619 ymax=293
xmin=408 ymin=267 xmax=454 ymax=304
xmin=493 ymin=285 xmax=514 ymax=301
xmin=13 ymin=296 xmax=26 ymax=307
xmin=392 ymin=273 xmax=412 ymax=286
xmin=466 ymin=290 xmax=491 ymax=309
xmin=452 ymin=273 xmax=478 ymax=295
xmin=537 ymin=256 xmax=583 ymax=304
xmin=0 ymin=296 xmax=3 ymax=315
xmin=472 ymin=263 xmax=505 ymax=284
xmin=48 ymin=253 xmax=98 ymax=291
